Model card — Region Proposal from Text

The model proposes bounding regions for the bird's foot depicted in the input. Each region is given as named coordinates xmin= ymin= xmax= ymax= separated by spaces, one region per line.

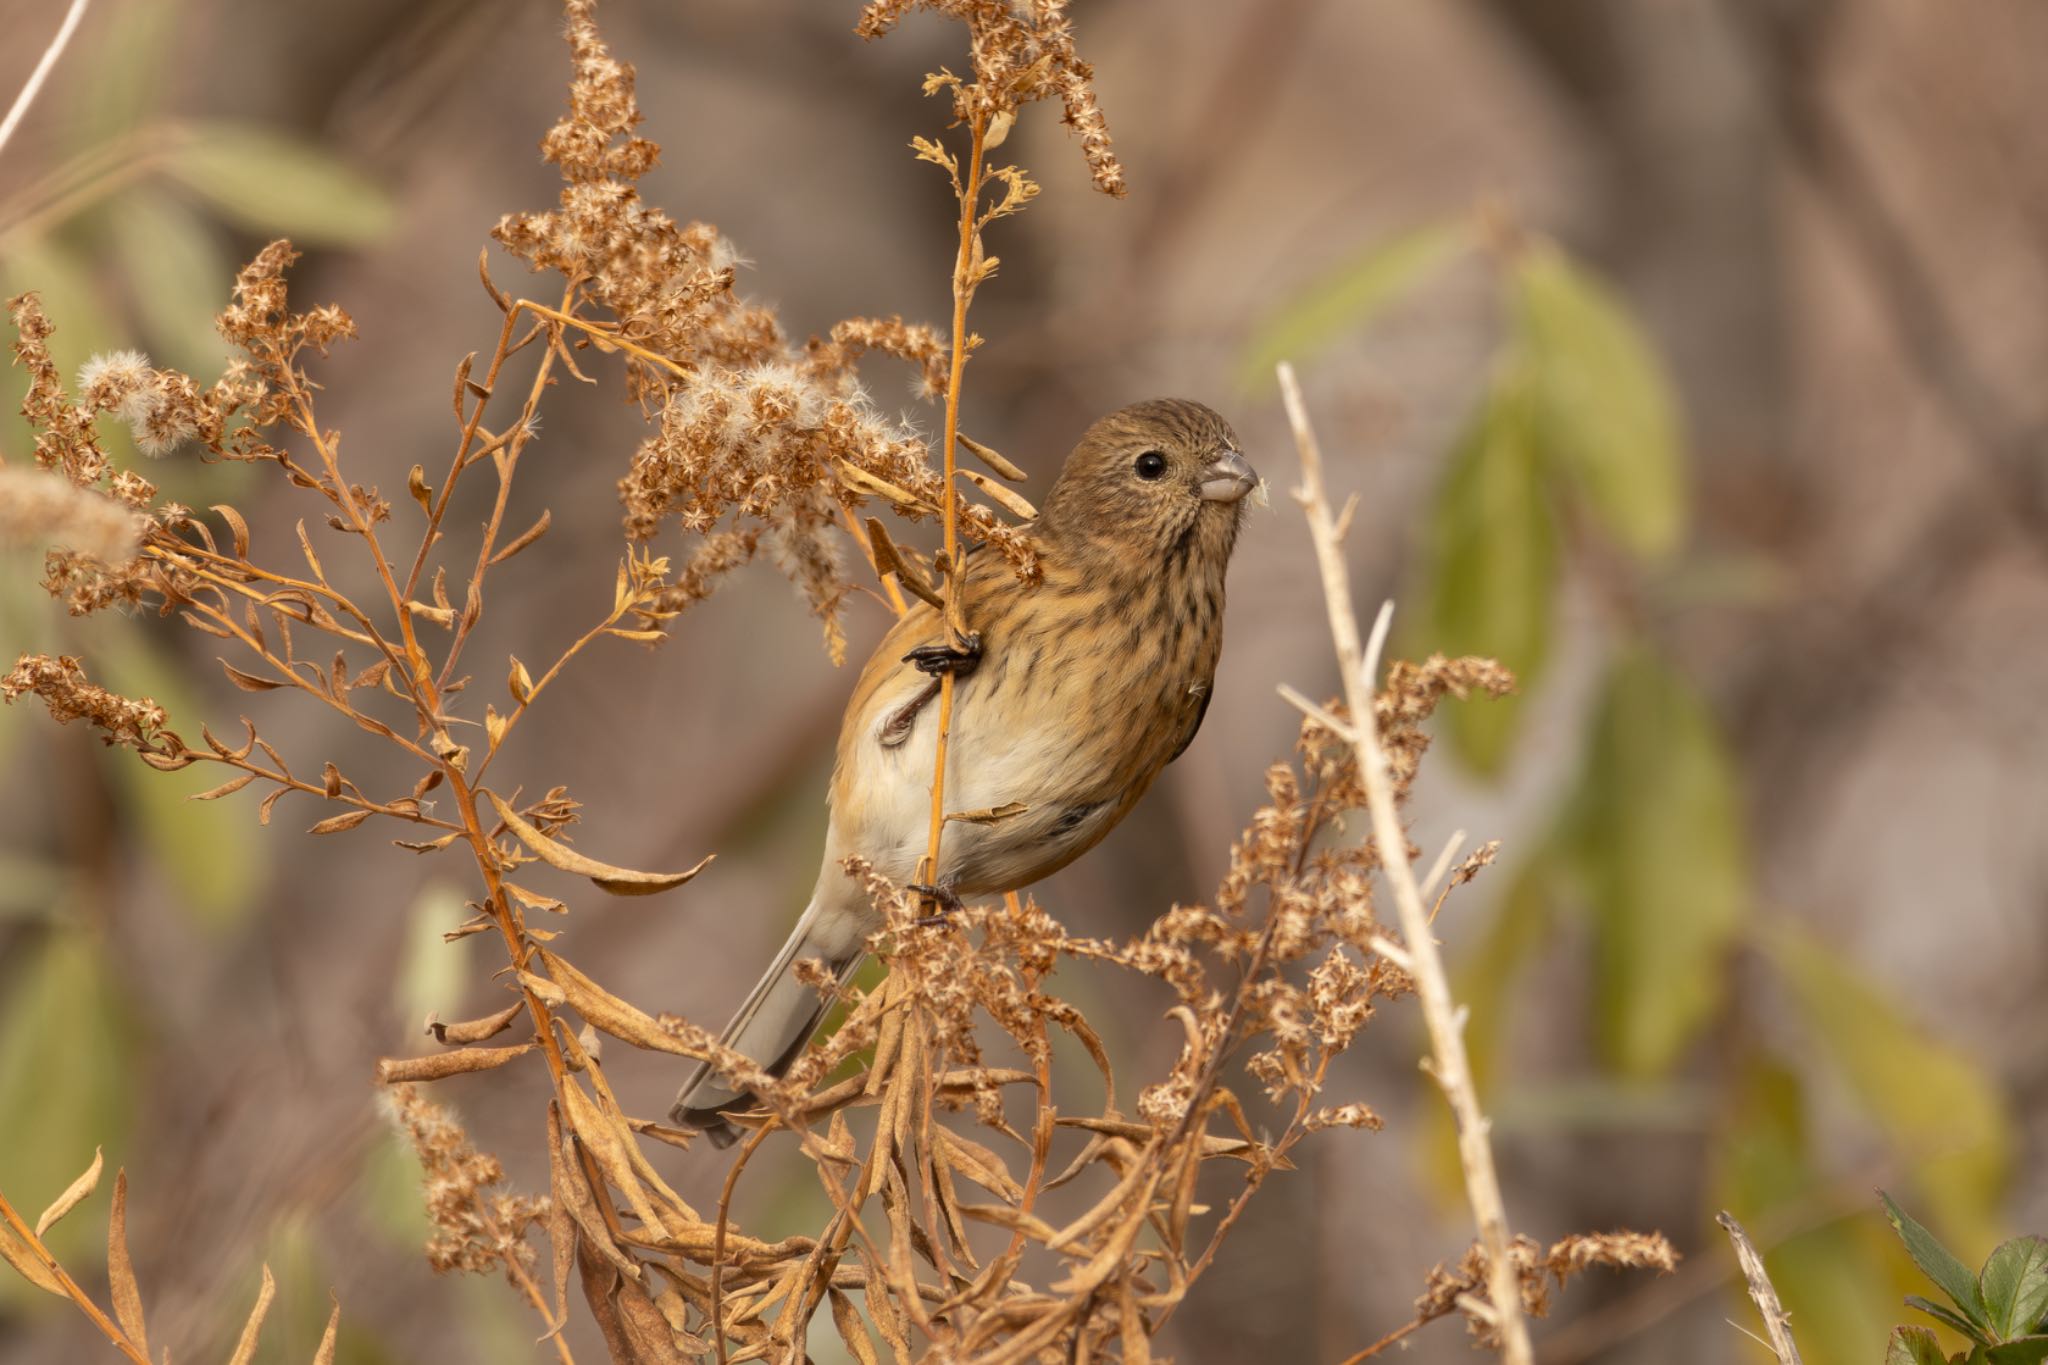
xmin=903 ymin=631 xmax=982 ymax=679
xmin=908 ymin=881 xmax=965 ymax=926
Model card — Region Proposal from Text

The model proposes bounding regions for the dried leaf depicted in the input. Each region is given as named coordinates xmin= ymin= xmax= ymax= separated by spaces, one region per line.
xmin=546 ymin=1184 xmax=576 ymax=1343
xmin=958 ymin=468 xmax=1037 ymax=520
xmin=312 ymin=1299 xmax=340 ymax=1365
xmin=190 ymin=772 xmax=259 ymax=801
xmin=946 ymin=802 xmax=1029 ymax=826
xmin=258 ymin=786 xmax=288 ymax=826
xmin=936 ymin=1129 xmax=1023 ymax=1202
xmin=489 ymin=509 xmax=551 ymax=566
xmin=516 ymin=970 xmax=567 ymax=1008
xmin=348 ymin=658 xmax=392 ymax=692
xmin=614 ymin=1273 xmax=692 ymax=1364
xmin=485 ymin=789 xmax=712 ymax=895
xmin=212 ymin=503 xmax=251 ymax=556
xmin=427 ymin=1001 xmax=523 ymax=1045
xmin=559 ymin=1078 xmax=666 ymax=1243
xmin=294 ymin=520 xmax=325 ymax=582
xmin=0 ymin=1221 xmax=64 ymax=1296
xmin=407 ymin=463 xmax=432 ymax=513
xmin=220 ymin=660 xmax=283 ymax=691
xmin=107 ymin=1170 xmax=148 ymax=1352
xmin=625 ymin=1117 xmax=698 ymax=1150
xmin=441 ymin=912 xmax=492 ymax=942
xmin=509 ymin=656 xmax=534 ymax=704
xmin=376 ymin=1042 xmax=536 ymax=1083
xmin=307 ymin=809 xmax=372 ymax=835
xmin=549 ymin=1103 xmax=637 ymax=1280
xmin=539 ymin=949 xmax=704 ymax=1058
xmin=407 ymin=600 xmax=455 ymax=628
xmin=833 ymin=460 xmax=930 ymax=510
xmin=865 ymin=518 xmax=944 ymax=609
xmin=957 ymin=431 xmax=1028 ymax=481
xmin=225 ymin=1262 xmax=276 ymax=1365
xmin=321 ymin=762 xmax=342 ymax=798
xmin=830 ymin=1288 xmax=883 ymax=1365
xmin=505 ymin=883 xmax=567 ymax=915
xmin=34 ymin=1146 xmax=102 ymax=1236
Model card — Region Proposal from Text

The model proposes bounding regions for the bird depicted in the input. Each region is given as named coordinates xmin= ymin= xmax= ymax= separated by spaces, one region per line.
xmin=672 ymin=398 xmax=1257 ymax=1144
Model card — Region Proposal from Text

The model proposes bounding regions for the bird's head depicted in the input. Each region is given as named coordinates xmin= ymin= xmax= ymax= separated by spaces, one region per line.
xmin=1037 ymin=399 xmax=1257 ymax=569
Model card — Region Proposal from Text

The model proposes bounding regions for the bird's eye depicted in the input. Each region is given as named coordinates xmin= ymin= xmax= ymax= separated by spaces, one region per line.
xmin=1134 ymin=450 xmax=1168 ymax=481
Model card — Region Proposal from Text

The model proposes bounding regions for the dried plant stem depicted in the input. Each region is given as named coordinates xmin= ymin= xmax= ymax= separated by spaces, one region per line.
xmin=0 ymin=1188 xmax=149 ymax=1365
xmin=838 ymin=502 xmax=910 ymax=616
xmin=1279 ymin=361 xmax=1535 ymax=1365
xmin=920 ymin=111 xmax=990 ymax=903
xmin=1716 ymin=1212 xmax=1803 ymax=1365
xmin=0 ymin=0 xmax=89 ymax=160
xmin=1334 ymin=1313 xmax=1434 ymax=1364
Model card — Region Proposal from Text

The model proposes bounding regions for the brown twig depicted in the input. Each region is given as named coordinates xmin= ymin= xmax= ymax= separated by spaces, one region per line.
xmin=1280 ymin=360 xmax=1534 ymax=1365
xmin=1717 ymin=1212 xmax=1803 ymax=1365
xmin=919 ymin=109 xmax=990 ymax=908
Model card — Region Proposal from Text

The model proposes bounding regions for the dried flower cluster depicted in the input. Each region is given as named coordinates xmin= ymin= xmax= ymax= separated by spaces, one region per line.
xmin=1409 ymin=1232 xmax=1682 ymax=1351
xmin=0 ymin=654 xmax=166 ymax=752
xmin=492 ymin=0 xmax=1035 ymax=662
xmin=0 ymin=2 xmax=1678 ymax=1362
xmin=0 ymin=464 xmax=145 ymax=565
xmin=385 ymin=1085 xmax=549 ymax=1278
xmin=856 ymin=0 xmax=1127 ymax=198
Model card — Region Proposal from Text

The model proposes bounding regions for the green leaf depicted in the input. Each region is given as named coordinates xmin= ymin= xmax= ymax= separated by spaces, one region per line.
xmin=0 ymin=927 xmax=134 ymax=1296
xmin=1892 ymin=1326 xmax=1959 ymax=1365
xmin=1910 ymin=1295 xmax=1996 ymax=1345
xmin=164 ymin=121 xmax=395 ymax=246
xmin=1514 ymin=243 xmax=1685 ymax=562
xmin=1563 ymin=646 xmax=1746 ymax=1075
xmin=394 ymin=881 xmax=471 ymax=1030
xmin=1774 ymin=928 xmax=2013 ymax=1256
xmin=1238 ymin=220 xmax=1467 ymax=388
xmin=1883 ymin=1192 xmax=1993 ymax=1335
xmin=109 ymin=185 xmax=234 ymax=377
xmin=1414 ymin=371 xmax=1556 ymax=773
xmin=63 ymin=0 xmax=177 ymax=149
xmin=1981 ymin=1239 xmax=2048 ymax=1341
xmin=0 ymin=855 xmax=68 ymax=921
xmin=1987 ymin=1338 xmax=2048 ymax=1365
xmin=94 ymin=629 xmax=266 ymax=929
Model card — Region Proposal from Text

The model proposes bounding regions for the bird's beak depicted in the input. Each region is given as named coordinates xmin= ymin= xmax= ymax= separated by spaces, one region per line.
xmin=1200 ymin=449 xmax=1257 ymax=503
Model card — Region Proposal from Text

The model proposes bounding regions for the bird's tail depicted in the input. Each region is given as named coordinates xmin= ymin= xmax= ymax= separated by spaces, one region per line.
xmin=670 ymin=898 xmax=868 ymax=1147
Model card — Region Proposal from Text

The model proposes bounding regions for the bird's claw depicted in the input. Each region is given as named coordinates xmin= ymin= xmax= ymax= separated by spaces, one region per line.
xmin=908 ymin=881 xmax=964 ymax=925
xmin=904 ymin=632 xmax=982 ymax=679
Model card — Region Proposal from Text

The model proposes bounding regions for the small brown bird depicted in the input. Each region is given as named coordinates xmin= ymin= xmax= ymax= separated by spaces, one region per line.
xmin=673 ymin=399 xmax=1256 ymax=1141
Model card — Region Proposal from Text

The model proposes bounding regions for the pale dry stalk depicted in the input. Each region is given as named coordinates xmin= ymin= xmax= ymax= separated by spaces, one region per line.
xmin=0 ymin=0 xmax=90 ymax=159
xmin=1717 ymin=1212 xmax=1804 ymax=1365
xmin=1278 ymin=360 xmax=1535 ymax=1364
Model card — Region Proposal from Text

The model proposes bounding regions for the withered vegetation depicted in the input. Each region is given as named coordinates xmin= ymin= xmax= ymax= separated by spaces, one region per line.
xmin=0 ymin=2 xmax=1674 ymax=1361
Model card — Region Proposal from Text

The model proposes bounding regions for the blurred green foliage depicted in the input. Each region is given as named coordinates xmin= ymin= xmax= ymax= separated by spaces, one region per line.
xmin=0 ymin=0 xmax=395 ymax=1335
xmin=0 ymin=926 xmax=135 ymax=1306
xmin=1256 ymin=214 xmax=2016 ymax=1364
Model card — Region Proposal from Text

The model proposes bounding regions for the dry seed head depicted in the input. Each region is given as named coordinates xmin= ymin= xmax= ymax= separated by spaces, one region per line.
xmin=0 ymin=467 xmax=147 ymax=565
xmin=2 ymin=653 xmax=168 ymax=751
xmin=382 ymin=1084 xmax=547 ymax=1276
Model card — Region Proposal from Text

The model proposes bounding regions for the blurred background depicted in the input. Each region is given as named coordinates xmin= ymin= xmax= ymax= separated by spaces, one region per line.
xmin=4 ymin=0 xmax=2047 ymax=1361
